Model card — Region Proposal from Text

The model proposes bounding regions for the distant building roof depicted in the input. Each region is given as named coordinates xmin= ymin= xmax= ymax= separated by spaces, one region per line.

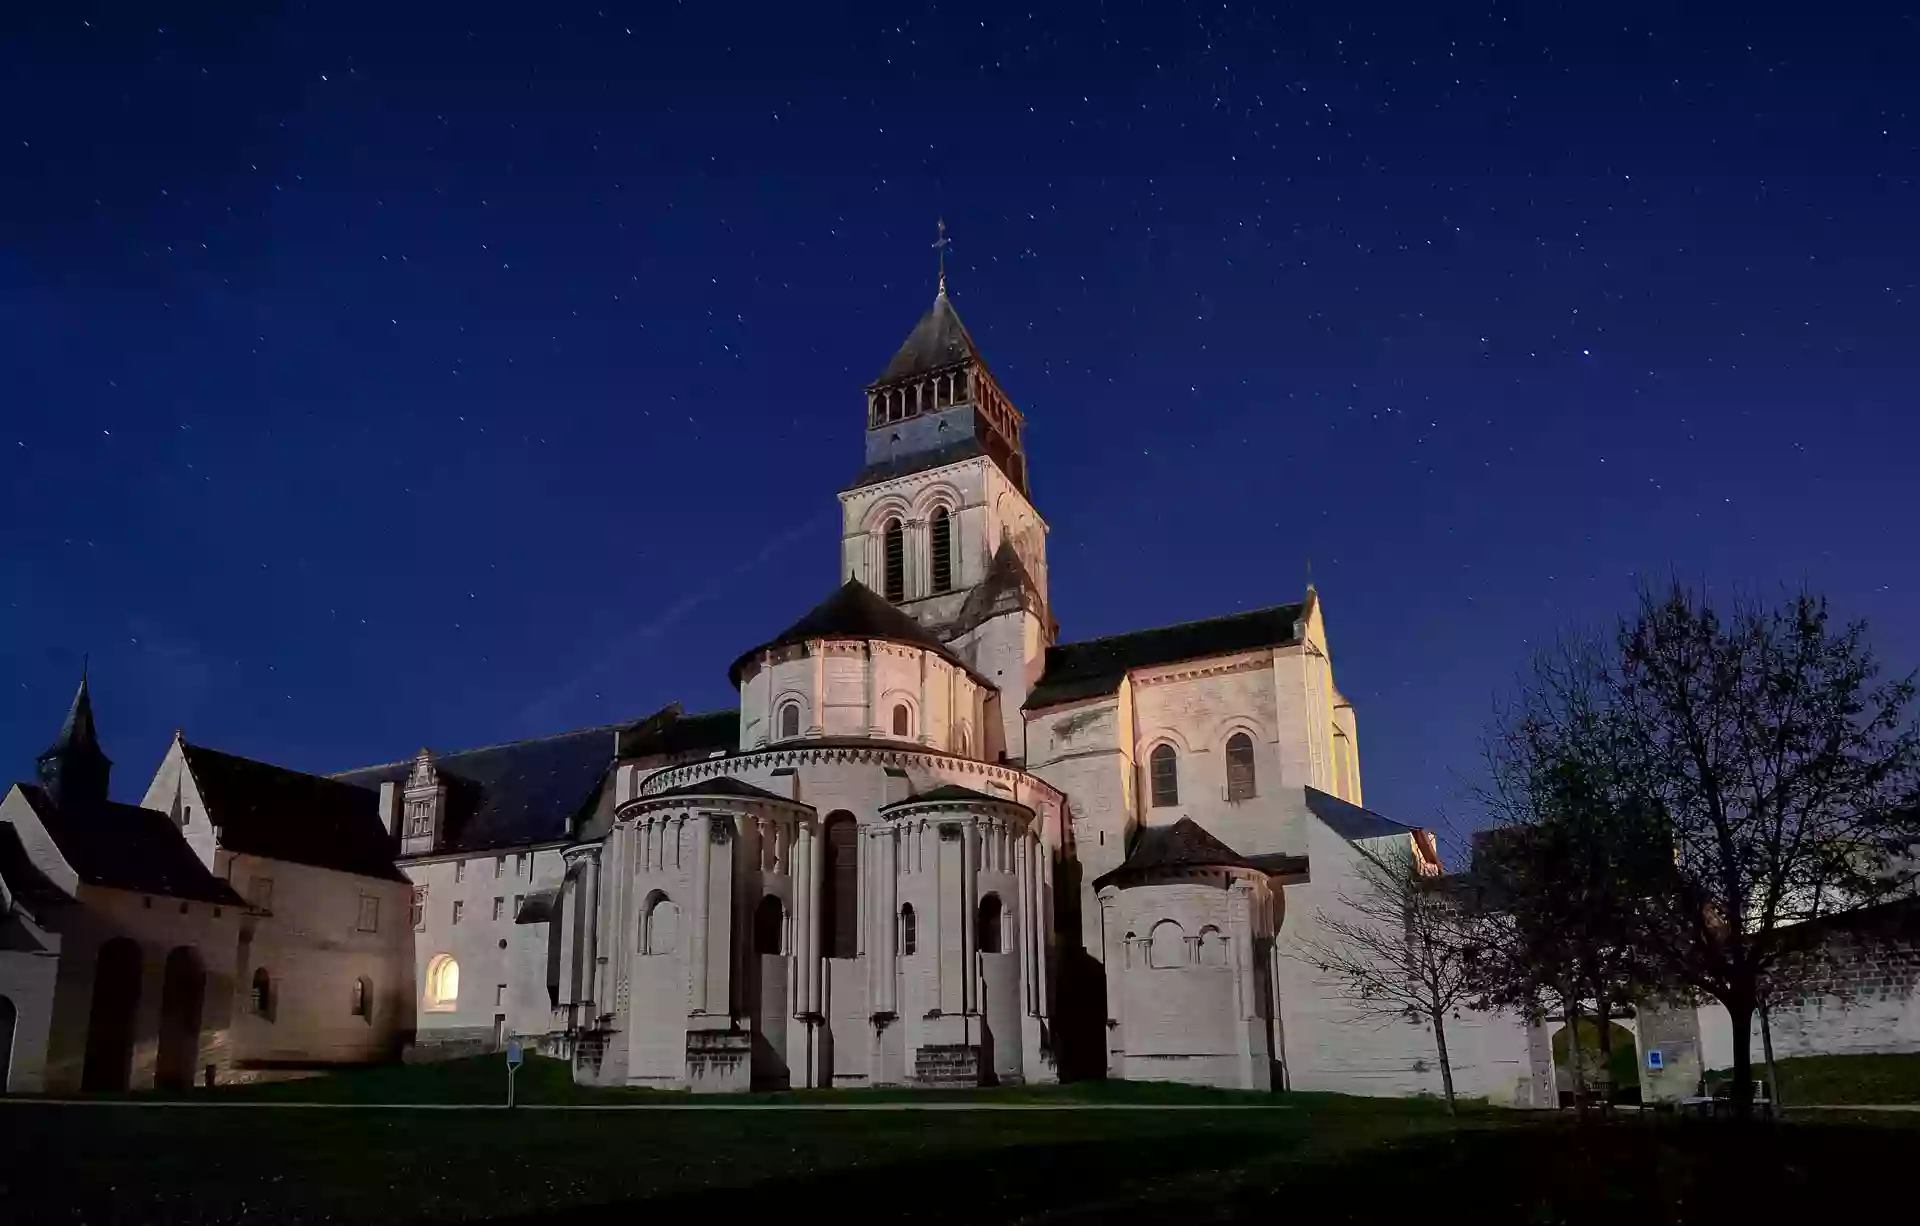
xmin=334 ymin=725 xmax=619 ymax=856
xmin=15 ymin=784 xmax=245 ymax=906
xmin=871 ymin=291 xmax=982 ymax=385
xmin=1025 ymin=602 xmax=1306 ymax=710
xmin=1093 ymin=817 xmax=1269 ymax=890
xmin=727 ymin=579 xmax=988 ymax=688
xmin=178 ymin=743 xmax=406 ymax=883
xmin=1304 ymin=787 xmax=1418 ymax=843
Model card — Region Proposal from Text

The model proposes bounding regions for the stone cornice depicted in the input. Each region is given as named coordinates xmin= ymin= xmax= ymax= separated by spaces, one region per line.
xmin=637 ymin=742 xmax=1065 ymax=811
xmin=1133 ymin=652 xmax=1271 ymax=689
xmin=615 ymin=791 xmax=813 ymax=824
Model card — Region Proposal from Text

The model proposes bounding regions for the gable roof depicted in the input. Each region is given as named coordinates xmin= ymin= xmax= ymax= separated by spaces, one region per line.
xmin=872 ymin=291 xmax=981 ymax=385
xmin=728 ymin=579 xmax=988 ymax=687
xmin=333 ymin=725 xmax=618 ymax=856
xmin=15 ymin=784 xmax=245 ymax=906
xmin=1092 ymin=817 xmax=1265 ymax=890
xmin=180 ymin=743 xmax=407 ymax=883
xmin=1305 ymin=786 xmax=1418 ymax=843
xmin=1025 ymin=602 xmax=1306 ymax=710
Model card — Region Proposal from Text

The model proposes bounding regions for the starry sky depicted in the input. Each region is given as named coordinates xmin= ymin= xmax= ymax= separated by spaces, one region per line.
xmin=4 ymin=3 xmax=1916 ymax=840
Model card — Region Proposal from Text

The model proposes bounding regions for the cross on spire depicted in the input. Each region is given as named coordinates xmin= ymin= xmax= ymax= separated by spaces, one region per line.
xmin=932 ymin=217 xmax=951 ymax=295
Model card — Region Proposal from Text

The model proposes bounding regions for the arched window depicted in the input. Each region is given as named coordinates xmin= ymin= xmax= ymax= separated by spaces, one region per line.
xmin=645 ymin=894 xmax=680 ymax=956
xmin=779 ymin=702 xmax=801 ymax=740
xmin=930 ymin=507 xmax=953 ymax=594
xmin=892 ymin=703 xmax=911 ymax=738
xmin=251 ymin=968 xmax=273 ymax=1019
xmin=424 ymin=955 xmax=459 ymax=1011
xmin=753 ymin=894 xmax=784 ymax=955
xmin=883 ymin=518 xmax=905 ymax=603
xmin=1198 ymin=927 xmax=1229 ymax=967
xmin=1149 ymin=920 xmax=1187 ymax=969
xmin=1225 ymin=732 xmax=1257 ymax=802
xmin=821 ymin=814 xmax=859 ymax=959
xmin=352 ymin=976 xmax=373 ymax=1020
xmin=899 ymin=903 xmax=917 ymax=956
xmin=957 ymin=723 xmax=971 ymax=758
xmin=977 ymin=893 xmax=1003 ymax=954
xmin=1149 ymin=744 xmax=1179 ymax=807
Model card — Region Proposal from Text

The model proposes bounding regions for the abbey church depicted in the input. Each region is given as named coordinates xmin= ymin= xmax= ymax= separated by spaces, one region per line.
xmin=0 ymin=284 xmax=1552 ymax=1102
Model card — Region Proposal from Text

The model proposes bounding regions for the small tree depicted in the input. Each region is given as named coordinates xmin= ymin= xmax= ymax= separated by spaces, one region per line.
xmin=1296 ymin=834 xmax=1486 ymax=1114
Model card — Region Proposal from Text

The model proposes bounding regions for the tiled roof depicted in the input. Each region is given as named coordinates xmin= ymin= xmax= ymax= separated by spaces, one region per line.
xmin=1304 ymin=787 xmax=1418 ymax=843
xmin=1025 ymin=603 xmax=1306 ymax=710
xmin=16 ymin=784 xmax=245 ymax=906
xmin=872 ymin=291 xmax=981 ymax=385
xmin=1092 ymin=817 xmax=1263 ymax=890
xmin=0 ymin=818 xmax=75 ymax=912
xmin=334 ymin=725 xmax=619 ymax=856
xmin=181 ymin=743 xmax=407 ymax=882
xmin=727 ymin=580 xmax=987 ymax=687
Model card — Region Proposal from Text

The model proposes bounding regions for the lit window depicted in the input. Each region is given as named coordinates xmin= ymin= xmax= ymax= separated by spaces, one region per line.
xmin=425 ymin=954 xmax=459 ymax=1010
xmin=883 ymin=518 xmax=905 ymax=602
xmin=930 ymin=507 xmax=953 ymax=594
xmin=357 ymin=895 xmax=380 ymax=933
xmin=1149 ymin=744 xmax=1179 ymax=807
xmin=1225 ymin=732 xmax=1257 ymax=802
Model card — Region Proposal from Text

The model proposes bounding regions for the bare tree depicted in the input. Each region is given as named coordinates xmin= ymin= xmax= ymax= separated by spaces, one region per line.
xmin=1295 ymin=834 xmax=1486 ymax=1114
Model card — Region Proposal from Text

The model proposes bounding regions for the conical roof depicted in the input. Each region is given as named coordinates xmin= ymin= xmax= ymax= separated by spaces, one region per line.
xmin=727 ymin=580 xmax=988 ymax=687
xmin=872 ymin=291 xmax=981 ymax=384
xmin=40 ymin=670 xmax=108 ymax=767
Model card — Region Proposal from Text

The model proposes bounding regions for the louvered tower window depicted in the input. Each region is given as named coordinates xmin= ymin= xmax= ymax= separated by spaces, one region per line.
xmin=883 ymin=518 xmax=905 ymax=602
xmin=1225 ymin=732 xmax=1257 ymax=801
xmin=930 ymin=507 xmax=953 ymax=594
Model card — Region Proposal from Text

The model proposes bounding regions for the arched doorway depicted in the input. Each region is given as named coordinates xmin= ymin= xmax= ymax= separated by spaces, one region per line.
xmin=0 ymin=994 xmax=16 ymax=1092
xmin=1551 ymin=1018 xmax=1641 ymax=1106
xmin=82 ymin=938 xmax=142 ymax=1091
xmin=155 ymin=946 xmax=206 ymax=1090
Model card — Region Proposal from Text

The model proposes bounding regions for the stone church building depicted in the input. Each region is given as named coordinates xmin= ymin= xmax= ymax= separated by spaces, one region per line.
xmin=1 ymin=285 xmax=1576 ymax=1100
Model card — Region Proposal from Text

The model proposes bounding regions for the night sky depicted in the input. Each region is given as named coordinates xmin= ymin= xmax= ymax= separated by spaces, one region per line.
xmin=4 ymin=3 xmax=1916 ymax=839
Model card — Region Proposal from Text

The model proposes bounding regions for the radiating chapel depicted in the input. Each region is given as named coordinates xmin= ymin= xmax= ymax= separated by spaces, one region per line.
xmin=0 ymin=280 xmax=1548 ymax=1101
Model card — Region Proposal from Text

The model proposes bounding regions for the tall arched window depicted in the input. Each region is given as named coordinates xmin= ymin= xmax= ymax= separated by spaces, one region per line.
xmin=899 ymin=903 xmax=917 ymax=956
xmin=753 ymin=894 xmax=784 ymax=955
xmin=821 ymin=813 xmax=859 ymax=959
xmin=977 ymin=893 xmax=1003 ymax=954
xmin=779 ymin=702 xmax=801 ymax=740
xmin=1225 ymin=732 xmax=1257 ymax=802
xmin=251 ymin=967 xmax=273 ymax=1019
xmin=930 ymin=507 xmax=953 ymax=594
xmin=892 ymin=703 xmax=911 ymax=738
xmin=1149 ymin=919 xmax=1187 ymax=968
xmin=645 ymin=894 xmax=680 ymax=956
xmin=1149 ymin=744 xmax=1179 ymax=807
xmin=424 ymin=955 xmax=459 ymax=1011
xmin=883 ymin=518 xmax=905 ymax=603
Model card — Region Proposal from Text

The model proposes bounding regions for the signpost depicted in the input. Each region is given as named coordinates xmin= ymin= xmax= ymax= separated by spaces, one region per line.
xmin=506 ymin=1039 xmax=524 ymax=1108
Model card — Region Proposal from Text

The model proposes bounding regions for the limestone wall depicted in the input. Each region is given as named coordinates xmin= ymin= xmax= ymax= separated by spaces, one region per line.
xmin=404 ymin=845 xmax=563 ymax=1051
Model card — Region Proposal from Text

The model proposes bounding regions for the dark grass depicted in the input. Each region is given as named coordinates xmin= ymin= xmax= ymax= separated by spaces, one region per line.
xmin=2 ymin=1098 xmax=1915 ymax=1224
xmin=1707 ymin=1051 xmax=1920 ymax=1105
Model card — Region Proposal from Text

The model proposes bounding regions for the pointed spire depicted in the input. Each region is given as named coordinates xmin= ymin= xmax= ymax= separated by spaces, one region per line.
xmin=932 ymin=217 xmax=951 ymax=296
xmin=37 ymin=664 xmax=113 ymax=810
xmin=46 ymin=666 xmax=102 ymax=758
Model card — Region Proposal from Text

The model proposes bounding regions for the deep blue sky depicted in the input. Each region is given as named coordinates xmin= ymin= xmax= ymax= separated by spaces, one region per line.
xmin=4 ymin=2 xmax=1916 ymax=836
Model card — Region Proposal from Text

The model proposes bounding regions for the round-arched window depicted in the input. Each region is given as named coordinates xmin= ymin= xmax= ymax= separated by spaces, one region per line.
xmin=892 ymin=703 xmax=911 ymax=738
xmin=779 ymin=702 xmax=801 ymax=740
xmin=424 ymin=955 xmax=459 ymax=1011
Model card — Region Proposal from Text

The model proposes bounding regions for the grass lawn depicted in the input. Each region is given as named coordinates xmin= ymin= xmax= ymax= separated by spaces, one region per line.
xmin=1708 ymin=1051 xmax=1920 ymax=1104
xmin=4 ymin=1059 xmax=1917 ymax=1224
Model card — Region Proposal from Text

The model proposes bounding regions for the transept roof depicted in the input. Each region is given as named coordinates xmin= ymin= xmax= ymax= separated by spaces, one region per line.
xmin=1024 ymin=601 xmax=1307 ymax=710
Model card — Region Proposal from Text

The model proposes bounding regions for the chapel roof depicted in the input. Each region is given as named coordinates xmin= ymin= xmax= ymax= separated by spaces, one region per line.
xmin=1304 ymin=786 xmax=1419 ymax=843
xmin=13 ymin=784 xmax=246 ymax=906
xmin=871 ymin=291 xmax=982 ymax=385
xmin=881 ymin=782 xmax=1029 ymax=810
xmin=334 ymin=724 xmax=621 ymax=856
xmin=1024 ymin=602 xmax=1307 ymax=710
xmin=1092 ymin=817 xmax=1283 ymax=890
xmin=727 ymin=579 xmax=989 ymax=688
xmin=642 ymin=776 xmax=796 ymax=804
xmin=179 ymin=742 xmax=408 ymax=882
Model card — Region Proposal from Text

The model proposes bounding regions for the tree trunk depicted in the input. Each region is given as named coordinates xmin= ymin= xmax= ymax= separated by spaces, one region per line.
xmin=1430 ymin=1005 xmax=1457 ymax=1116
xmin=1564 ymin=994 xmax=1588 ymax=1118
xmin=1759 ymin=998 xmax=1782 ymax=1117
xmin=1592 ymin=1002 xmax=1615 ymax=1110
xmin=1726 ymin=991 xmax=1755 ymax=1121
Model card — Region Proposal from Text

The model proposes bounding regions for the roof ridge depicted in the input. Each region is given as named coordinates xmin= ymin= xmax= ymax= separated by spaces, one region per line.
xmin=1057 ymin=601 xmax=1305 ymax=649
xmin=331 ymin=720 xmax=627 ymax=777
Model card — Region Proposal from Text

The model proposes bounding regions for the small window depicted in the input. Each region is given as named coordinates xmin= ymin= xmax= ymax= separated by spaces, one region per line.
xmin=977 ymin=893 xmax=1003 ymax=954
xmin=454 ymin=859 xmax=465 ymax=884
xmin=514 ymin=894 xmax=524 ymax=918
xmin=352 ymin=976 xmax=373 ymax=1019
xmin=1149 ymin=744 xmax=1179 ymax=807
xmin=495 ymin=856 xmax=505 ymax=879
xmin=892 ymin=703 xmax=911 ymax=738
xmin=409 ymin=890 xmax=425 ymax=932
xmin=250 ymin=875 xmax=274 ymax=911
xmin=251 ymin=968 xmax=273 ymax=1019
xmin=753 ymin=894 xmax=784 ymax=955
xmin=779 ymin=702 xmax=801 ymax=740
xmin=1225 ymin=732 xmax=1257 ymax=802
xmin=425 ymin=954 xmax=460 ymax=1010
xmin=357 ymin=895 xmax=380 ymax=933
xmin=516 ymin=852 xmax=529 ymax=877
xmin=900 ymin=903 xmax=917 ymax=956
xmin=930 ymin=507 xmax=953 ymax=594
xmin=495 ymin=984 xmax=506 ymax=1007
xmin=452 ymin=900 xmax=465 ymax=925
xmin=883 ymin=518 xmax=905 ymax=603
xmin=492 ymin=897 xmax=504 ymax=922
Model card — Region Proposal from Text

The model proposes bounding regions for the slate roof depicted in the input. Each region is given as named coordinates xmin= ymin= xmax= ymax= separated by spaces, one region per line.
xmin=334 ymin=725 xmax=620 ymax=856
xmin=1304 ymin=787 xmax=1418 ymax=843
xmin=641 ymin=776 xmax=795 ymax=804
xmin=0 ymin=819 xmax=75 ymax=912
xmin=846 ymin=435 xmax=989 ymax=492
xmin=616 ymin=705 xmax=739 ymax=762
xmin=516 ymin=888 xmax=559 ymax=924
xmin=1092 ymin=817 xmax=1265 ymax=890
xmin=15 ymin=784 xmax=246 ymax=906
xmin=872 ymin=291 xmax=981 ymax=385
xmin=181 ymin=743 xmax=407 ymax=882
xmin=40 ymin=672 xmax=108 ymax=766
xmin=728 ymin=579 xmax=989 ymax=687
xmin=882 ymin=783 xmax=1028 ymax=810
xmin=1025 ymin=602 xmax=1307 ymax=710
